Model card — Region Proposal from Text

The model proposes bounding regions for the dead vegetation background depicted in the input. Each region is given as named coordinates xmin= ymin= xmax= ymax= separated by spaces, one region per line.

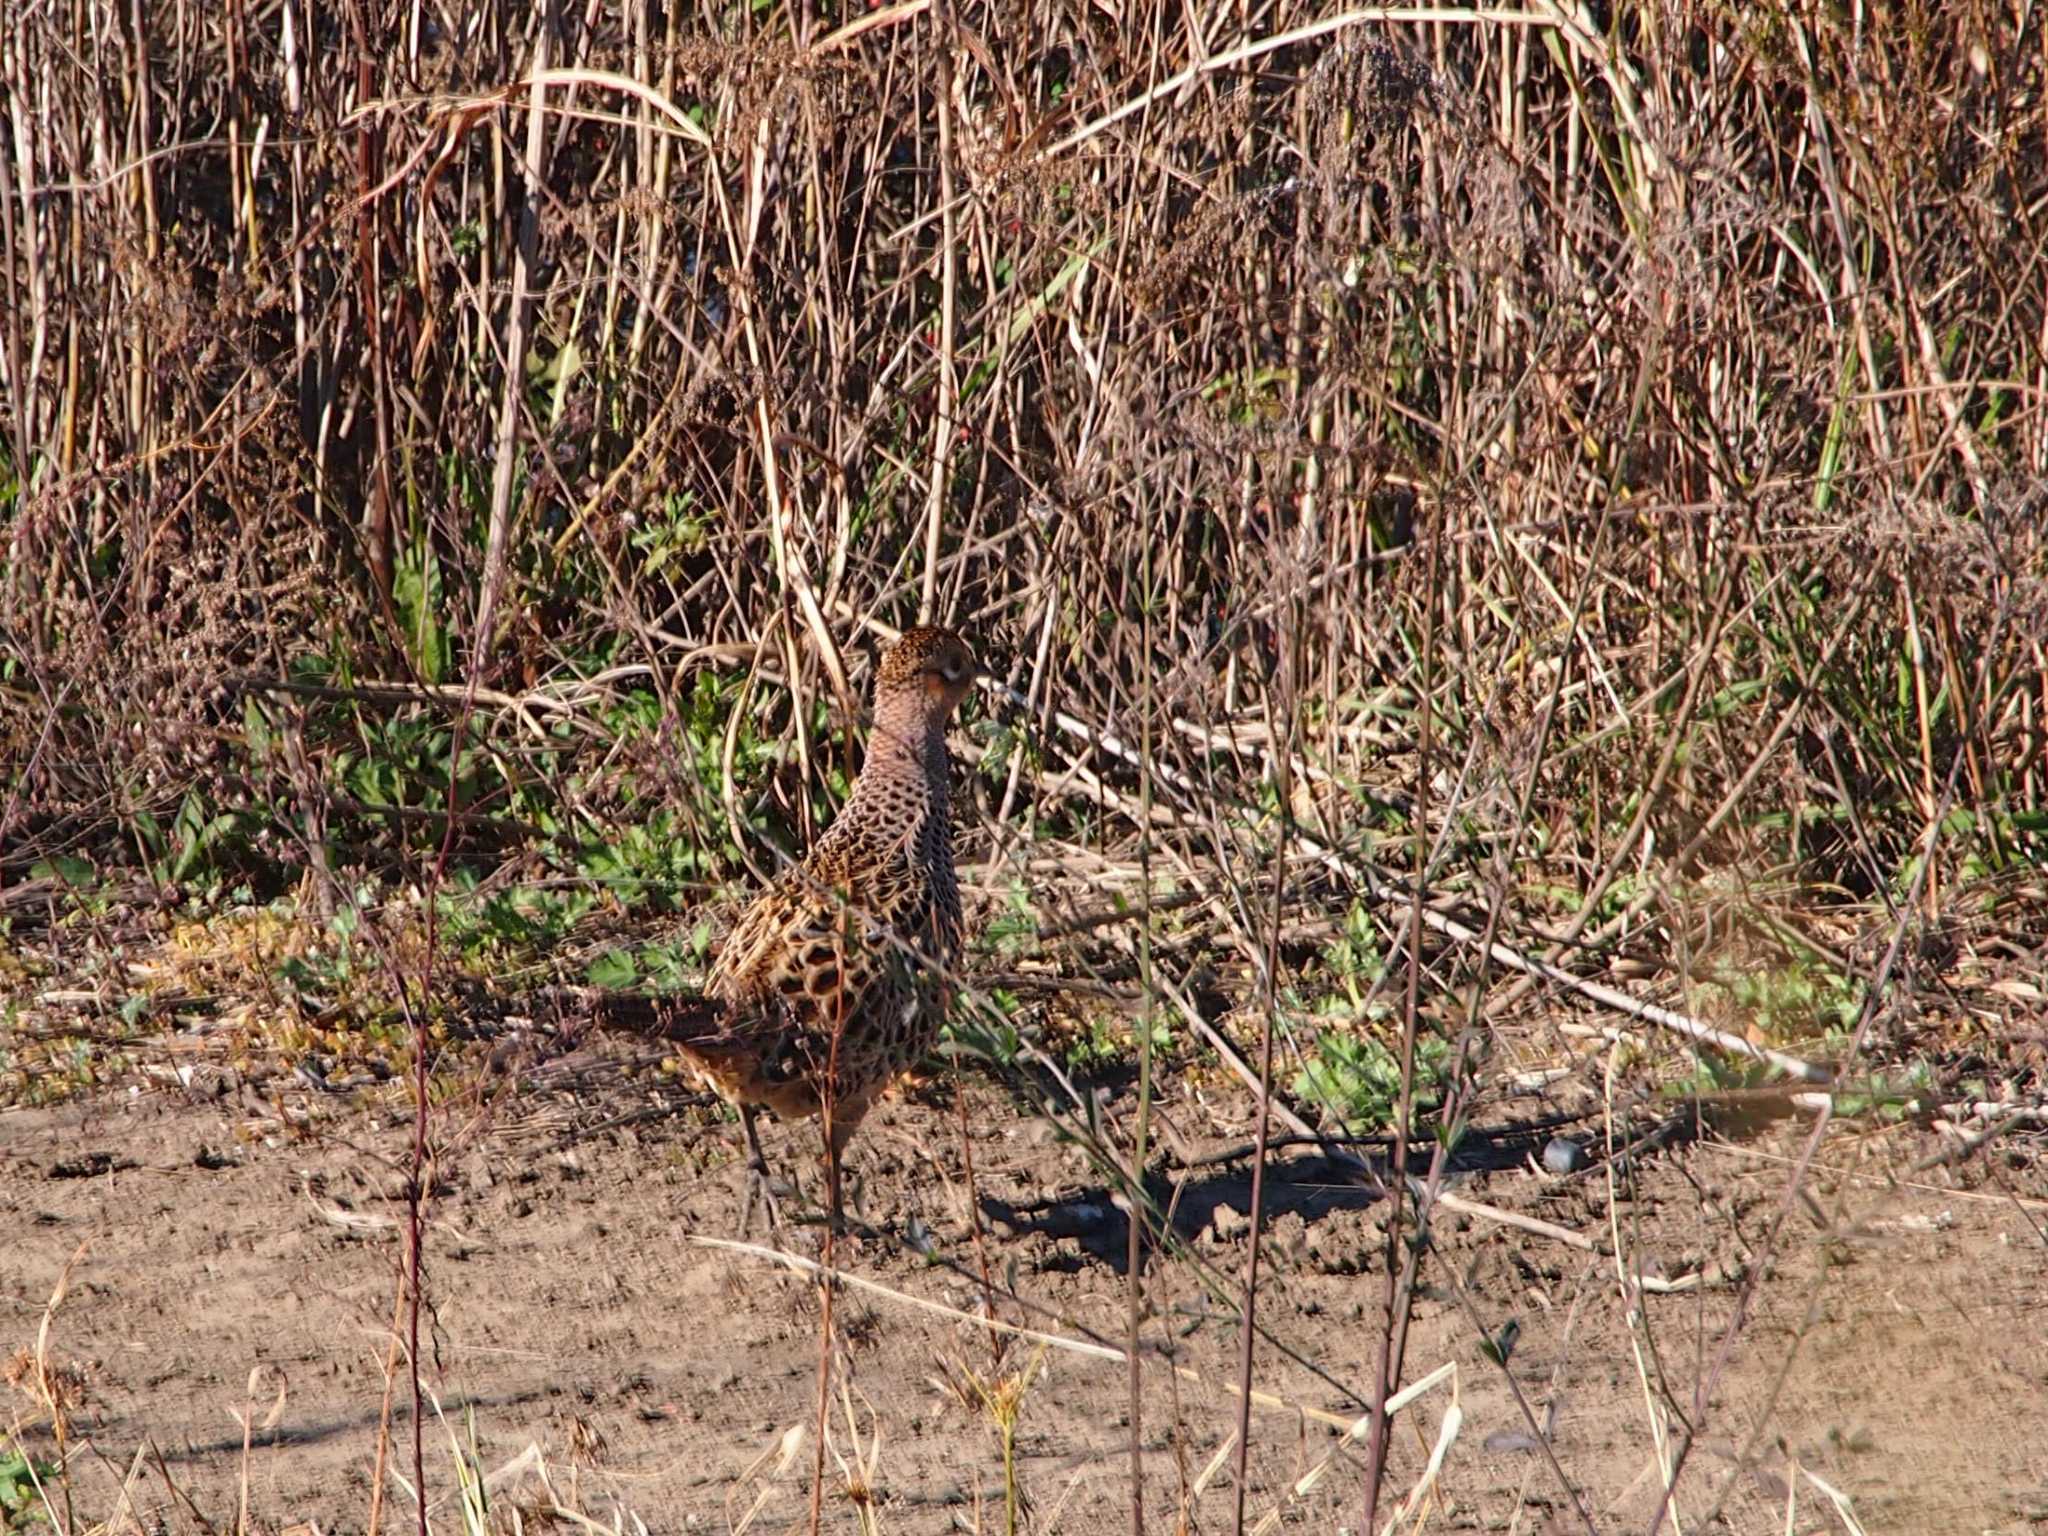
xmin=3 ymin=0 xmax=2046 ymax=1530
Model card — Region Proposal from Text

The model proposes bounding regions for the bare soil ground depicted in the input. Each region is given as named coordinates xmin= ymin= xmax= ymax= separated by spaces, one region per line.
xmin=5 ymin=1040 xmax=2045 ymax=1536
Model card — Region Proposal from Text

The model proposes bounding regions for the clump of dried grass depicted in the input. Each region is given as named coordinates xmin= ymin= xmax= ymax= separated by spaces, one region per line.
xmin=2 ymin=5 xmax=2038 ymax=943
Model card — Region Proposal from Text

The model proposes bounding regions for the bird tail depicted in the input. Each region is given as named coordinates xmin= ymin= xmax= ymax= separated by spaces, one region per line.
xmin=537 ymin=985 xmax=737 ymax=1049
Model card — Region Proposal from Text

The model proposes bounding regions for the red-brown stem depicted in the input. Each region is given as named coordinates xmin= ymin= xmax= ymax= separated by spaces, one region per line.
xmin=1229 ymin=634 xmax=1294 ymax=1536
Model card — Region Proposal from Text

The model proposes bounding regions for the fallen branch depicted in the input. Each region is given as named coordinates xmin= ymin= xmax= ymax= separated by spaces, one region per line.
xmin=688 ymin=1235 xmax=1460 ymax=1434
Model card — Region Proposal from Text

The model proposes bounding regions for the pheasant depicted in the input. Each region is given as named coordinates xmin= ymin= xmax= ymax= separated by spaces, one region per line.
xmin=591 ymin=626 xmax=977 ymax=1232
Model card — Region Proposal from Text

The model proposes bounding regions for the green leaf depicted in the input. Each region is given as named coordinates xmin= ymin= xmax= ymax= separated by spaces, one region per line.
xmin=587 ymin=949 xmax=638 ymax=989
xmin=393 ymin=544 xmax=450 ymax=685
xmin=30 ymin=856 xmax=94 ymax=888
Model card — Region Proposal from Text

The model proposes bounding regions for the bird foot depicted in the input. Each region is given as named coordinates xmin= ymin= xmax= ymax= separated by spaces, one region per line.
xmin=786 ymin=1217 xmax=867 ymax=1268
xmin=792 ymin=1189 xmax=881 ymax=1252
xmin=738 ymin=1157 xmax=798 ymax=1240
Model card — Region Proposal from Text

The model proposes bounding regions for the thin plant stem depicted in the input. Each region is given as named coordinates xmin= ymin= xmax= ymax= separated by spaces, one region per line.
xmin=1230 ymin=594 xmax=1297 ymax=1534
xmin=1363 ymin=503 xmax=1442 ymax=1519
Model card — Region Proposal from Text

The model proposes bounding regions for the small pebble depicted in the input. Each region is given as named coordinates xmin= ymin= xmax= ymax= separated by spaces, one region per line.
xmin=1542 ymin=1136 xmax=1589 ymax=1175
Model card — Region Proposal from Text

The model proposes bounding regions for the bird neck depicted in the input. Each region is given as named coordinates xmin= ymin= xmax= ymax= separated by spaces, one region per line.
xmin=856 ymin=692 xmax=951 ymax=807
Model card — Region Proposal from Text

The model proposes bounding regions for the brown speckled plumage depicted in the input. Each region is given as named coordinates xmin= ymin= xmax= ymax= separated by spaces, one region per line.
xmin=651 ymin=627 xmax=976 ymax=1190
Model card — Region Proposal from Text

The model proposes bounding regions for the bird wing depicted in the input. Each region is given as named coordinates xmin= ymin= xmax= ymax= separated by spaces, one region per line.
xmin=709 ymin=842 xmax=952 ymax=1056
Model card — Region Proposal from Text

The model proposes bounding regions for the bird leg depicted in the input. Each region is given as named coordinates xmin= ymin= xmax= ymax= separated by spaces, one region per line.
xmin=823 ymin=1140 xmax=845 ymax=1240
xmin=737 ymin=1104 xmax=784 ymax=1238
xmin=818 ymin=1095 xmax=870 ymax=1241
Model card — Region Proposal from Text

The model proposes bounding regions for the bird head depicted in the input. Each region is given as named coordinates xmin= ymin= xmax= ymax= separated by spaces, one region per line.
xmin=877 ymin=626 xmax=979 ymax=718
